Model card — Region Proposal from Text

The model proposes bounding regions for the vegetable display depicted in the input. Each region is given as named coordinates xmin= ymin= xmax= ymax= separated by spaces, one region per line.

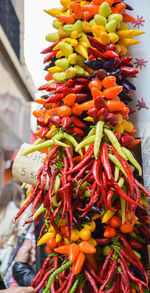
xmin=14 ymin=0 xmax=150 ymax=292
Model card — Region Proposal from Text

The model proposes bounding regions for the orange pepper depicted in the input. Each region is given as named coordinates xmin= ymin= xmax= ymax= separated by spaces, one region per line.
xmin=103 ymin=86 xmax=123 ymax=99
xmin=74 ymin=4 xmax=83 ymax=19
xmin=102 ymin=76 xmax=116 ymax=89
xmin=47 ymin=105 xmax=72 ymax=117
xmin=54 ymin=245 xmax=70 ymax=255
xmin=131 ymin=288 xmax=136 ymax=293
xmin=89 ymin=79 xmax=102 ymax=90
xmin=122 ymin=13 xmax=136 ymax=23
xmin=92 ymin=0 xmax=104 ymax=4
xmin=128 ymin=139 xmax=141 ymax=149
xmin=120 ymin=222 xmax=133 ymax=233
xmin=106 ymin=100 xmax=126 ymax=112
xmin=56 ymin=14 xmax=75 ymax=24
xmin=33 ymin=109 xmax=47 ymax=118
xmin=72 ymin=103 xmax=83 ymax=116
xmin=34 ymin=99 xmax=54 ymax=108
xmin=69 ymin=243 xmax=80 ymax=263
xmin=104 ymin=226 xmax=116 ymax=238
xmin=70 ymin=2 xmax=78 ymax=12
xmin=83 ymin=10 xmax=93 ymax=20
xmin=72 ymin=252 xmax=85 ymax=275
xmin=64 ymin=93 xmax=76 ymax=107
xmin=105 ymin=0 xmax=114 ymax=6
xmin=115 ymin=3 xmax=126 ymax=13
xmin=78 ymin=241 xmax=96 ymax=254
xmin=80 ymin=100 xmax=95 ymax=111
xmin=34 ymin=128 xmax=43 ymax=137
xmin=82 ymin=5 xmax=99 ymax=16
xmin=129 ymin=129 xmax=137 ymax=136
xmin=111 ymin=7 xmax=119 ymax=14
xmin=91 ymin=87 xmax=103 ymax=99
xmin=44 ymin=112 xmax=51 ymax=124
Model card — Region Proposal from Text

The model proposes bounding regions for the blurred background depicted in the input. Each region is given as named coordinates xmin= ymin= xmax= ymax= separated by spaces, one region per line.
xmin=0 ymin=0 xmax=60 ymax=189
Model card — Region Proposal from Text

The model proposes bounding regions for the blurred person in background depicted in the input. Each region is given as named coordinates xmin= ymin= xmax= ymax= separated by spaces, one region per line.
xmin=0 ymin=181 xmax=28 ymax=289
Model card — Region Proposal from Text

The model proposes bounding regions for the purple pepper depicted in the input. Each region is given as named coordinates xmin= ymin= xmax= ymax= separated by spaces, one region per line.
xmin=107 ymin=69 xmax=122 ymax=77
xmin=103 ymin=59 xmax=115 ymax=70
xmin=124 ymin=3 xmax=134 ymax=10
xmin=87 ymin=72 xmax=96 ymax=80
xmin=84 ymin=59 xmax=103 ymax=70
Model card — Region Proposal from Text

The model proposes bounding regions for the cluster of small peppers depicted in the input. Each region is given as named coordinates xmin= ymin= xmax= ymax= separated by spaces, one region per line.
xmin=14 ymin=0 xmax=150 ymax=292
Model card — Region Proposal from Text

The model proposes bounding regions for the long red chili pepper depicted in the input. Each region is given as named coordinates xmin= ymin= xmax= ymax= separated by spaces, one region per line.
xmin=134 ymin=178 xmax=150 ymax=197
xmin=84 ymin=270 xmax=99 ymax=293
xmin=85 ymin=262 xmax=103 ymax=284
xmin=65 ymin=147 xmax=74 ymax=169
xmin=107 ymin=189 xmax=117 ymax=212
xmin=34 ymin=269 xmax=52 ymax=293
xmin=99 ymin=248 xmax=114 ymax=279
xmin=74 ymin=160 xmax=93 ymax=182
xmin=101 ymin=143 xmax=112 ymax=180
xmin=67 ymin=146 xmax=94 ymax=174
xmin=92 ymin=157 xmax=102 ymax=186
xmin=64 ymin=272 xmax=75 ymax=293
xmin=99 ymin=258 xmax=118 ymax=293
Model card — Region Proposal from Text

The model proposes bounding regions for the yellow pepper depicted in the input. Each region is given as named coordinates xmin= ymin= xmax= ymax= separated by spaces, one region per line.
xmin=98 ymin=32 xmax=110 ymax=46
xmin=88 ymin=237 xmax=97 ymax=247
xmin=71 ymin=30 xmax=79 ymax=39
xmin=116 ymin=114 xmax=123 ymax=124
xmin=121 ymin=120 xmax=134 ymax=132
xmin=117 ymin=30 xmax=145 ymax=38
xmin=70 ymin=228 xmax=80 ymax=242
xmin=119 ymin=45 xmax=127 ymax=56
xmin=102 ymin=210 xmax=116 ymax=223
xmin=48 ymin=66 xmax=64 ymax=73
xmin=115 ymin=44 xmax=122 ymax=54
xmin=109 ymin=33 xmax=119 ymax=44
xmin=140 ymin=197 xmax=149 ymax=208
xmin=56 ymin=50 xmax=63 ymax=58
xmin=60 ymin=0 xmax=71 ymax=8
xmin=44 ymin=8 xmax=64 ymax=17
xmin=119 ymin=38 xmax=140 ymax=47
xmin=84 ymin=117 xmax=94 ymax=122
xmin=114 ymin=123 xmax=124 ymax=135
xmin=75 ymin=44 xmax=88 ymax=59
xmin=37 ymin=232 xmax=56 ymax=246
xmin=56 ymin=233 xmax=62 ymax=243
xmin=92 ymin=25 xmax=106 ymax=38
xmin=84 ymin=221 xmax=96 ymax=232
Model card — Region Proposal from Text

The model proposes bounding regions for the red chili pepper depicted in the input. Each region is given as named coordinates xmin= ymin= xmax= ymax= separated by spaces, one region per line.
xmin=101 ymin=143 xmax=112 ymax=180
xmin=76 ymin=93 xmax=88 ymax=102
xmin=120 ymin=56 xmax=133 ymax=66
xmin=88 ymin=47 xmax=103 ymax=59
xmin=40 ymin=41 xmax=60 ymax=54
xmin=99 ymin=248 xmax=114 ymax=279
xmin=72 ymin=84 xmax=84 ymax=93
xmin=66 ymin=127 xmax=85 ymax=136
xmin=92 ymin=157 xmax=102 ymax=186
xmin=74 ymin=160 xmax=93 ymax=182
xmin=45 ymin=93 xmax=64 ymax=103
xmin=87 ymin=107 xmax=98 ymax=119
xmin=94 ymin=96 xmax=106 ymax=110
xmin=38 ymin=84 xmax=48 ymax=91
xmin=107 ymin=190 xmax=117 ymax=212
xmin=103 ymin=50 xmax=118 ymax=60
xmin=38 ymin=127 xmax=49 ymax=138
xmin=129 ymin=239 xmax=142 ymax=249
xmin=34 ymin=270 xmax=52 ymax=293
xmin=119 ymin=258 xmax=130 ymax=291
xmin=85 ymin=262 xmax=103 ymax=285
xmin=134 ymin=178 xmax=150 ymax=198
xmin=61 ymin=116 xmax=72 ymax=128
xmin=68 ymin=145 xmax=94 ymax=174
xmin=65 ymin=147 xmax=74 ymax=170
xmin=87 ymin=35 xmax=105 ymax=51
xmin=64 ymin=272 xmax=74 ymax=293
xmin=97 ymin=107 xmax=109 ymax=120
xmin=49 ymin=116 xmax=61 ymax=127
xmin=43 ymin=51 xmax=58 ymax=64
xmin=76 ymin=170 xmax=93 ymax=196
xmin=114 ymin=132 xmax=121 ymax=141
xmin=120 ymin=66 xmax=139 ymax=76
xmin=74 ymin=78 xmax=88 ymax=84
xmin=37 ymin=117 xmax=48 ymax=127
xmin=106 ymin=113 xmax=119 ymax=125
xmin=72 ymin=116 xmax=86 ymax=128
xmin=84 ymin=270 xmax=99 ymax=293
xmin=111 ymin=178 xmax=139 ymax=206
xmin=120 ymin=253 xmax=148 ymax=288
xmin=120 ymin=135 xmax=134 ymax=147
xmin=99 ymin=258 xmax=118 ymax=292
xmin=67 ymin=79 xmax=75 ymax=87
xmin=105 ymin=44 xmax=116 ymax=51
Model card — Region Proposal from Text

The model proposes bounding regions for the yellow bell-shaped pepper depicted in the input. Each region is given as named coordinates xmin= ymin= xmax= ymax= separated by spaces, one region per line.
xmin=37 ymin=231 xmax=56 ymax=246
xmin=75 ymin=44 xmax=88 ymax=59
